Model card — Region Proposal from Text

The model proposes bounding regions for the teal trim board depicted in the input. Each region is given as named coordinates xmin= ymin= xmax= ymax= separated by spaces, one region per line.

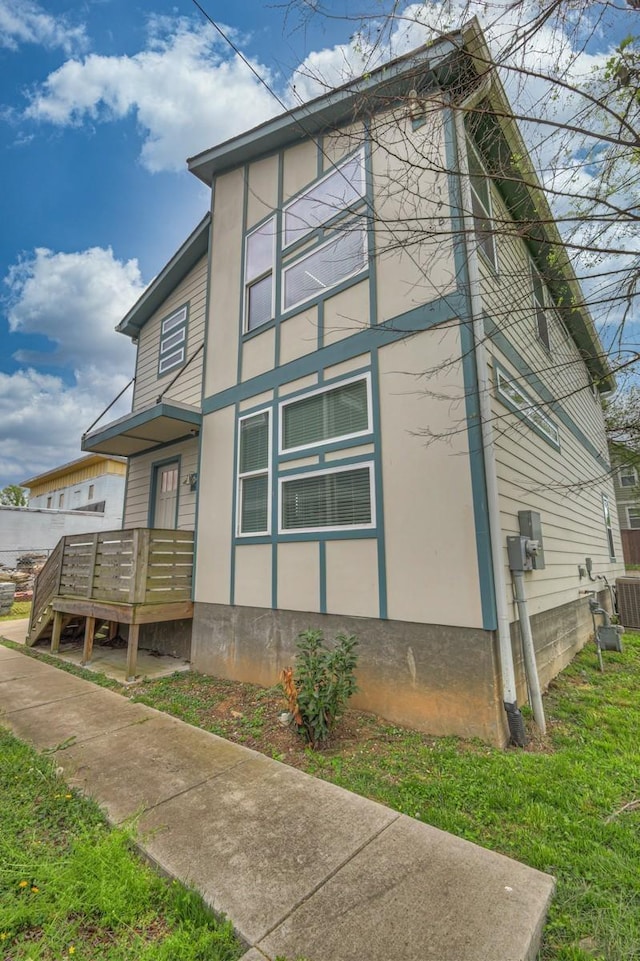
xmin=229 ymin=402 xmax=240 ymax=606
xmin=370 ymin=349 xmax=388 ymax=619
xmin=193 ymin=212 xmax=214 ymax=602
xmin=203 ymin=291 xmax=466 ymax=414
xmin=271 ymin=386 xmax=279 ymax=609
xmin=484 ymin=315 xmax=610 ymax=471
xmin=445 ymin=106 xmax=497 ymax=633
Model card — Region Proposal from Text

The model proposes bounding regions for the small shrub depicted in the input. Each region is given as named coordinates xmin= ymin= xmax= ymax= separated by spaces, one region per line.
xmin=283 ymin=629 xmax=359 ymax=748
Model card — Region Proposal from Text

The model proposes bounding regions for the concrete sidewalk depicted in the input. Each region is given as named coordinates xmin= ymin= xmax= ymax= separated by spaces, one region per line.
xmin=0 ymin=641 xmax=555 ymax=961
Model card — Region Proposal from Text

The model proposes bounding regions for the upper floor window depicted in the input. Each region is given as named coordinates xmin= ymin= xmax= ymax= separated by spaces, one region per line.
xmin=244 ymin=217 xmax=276 ymax=332
xmin=88 ymin=484 xmax=95 ymax=500
xmin=159 ymin=305 xmax=187 ymax=375
xmin=280 ymin=376 xmax=371 ymax=454
xmin=58 ymin=493 xmax=64 ymax=508
xmin=496 ymin=367 xmax=560 ymax=449
xmin=619 ymin=464 xmax=638 ymax=487
xmin=282 ymin=222 xmax=367 ymax=313
xmin=283 ymin=150 xmax=365 ymax=247
xmin=602 ymin=493 xmax=615 ymax=559
xmin=46 ymin=496 xmax=52 ymax=508
xmin=466 ymin=138 xmax=498 ymax=270
xmin=531 ymin=263 xmax=550 ymax=350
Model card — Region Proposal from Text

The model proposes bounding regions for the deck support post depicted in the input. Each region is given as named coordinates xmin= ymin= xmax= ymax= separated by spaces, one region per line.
xmin=82 ymin=616 xmax=96 ymax=665
xmin=50 ymin=611 xmax=63 ymax=654
xmin=126 ymin=624 xmax=140 ymax=682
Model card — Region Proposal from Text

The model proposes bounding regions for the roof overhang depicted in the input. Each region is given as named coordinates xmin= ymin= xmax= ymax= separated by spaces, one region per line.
xmin=117 ymin=214 xmax=210 ymax=338
xmin=20 ymin=452 xmax=126 ymax=489
xmin=81 ymin=402 xmax=202 ymax=457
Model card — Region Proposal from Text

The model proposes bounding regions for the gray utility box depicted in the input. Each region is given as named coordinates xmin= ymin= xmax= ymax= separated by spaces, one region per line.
xmin=518 ymin=510 xmax=545 ymax=570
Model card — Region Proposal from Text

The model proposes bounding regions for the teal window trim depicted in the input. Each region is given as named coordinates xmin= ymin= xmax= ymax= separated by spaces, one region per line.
xmin=278 ymin=372 xmax=372 ymax=456
xmin=236 ymin=407 xmax=272 ymax=537
xmin=281 ymin=217 xmax=369 ymax=315
xmin=494 ymin=364 xmax=560 ymax=451
xmin=282 ymin=147 xmax=366 ymax=249
xmin=278 ymin=450 xmax=373 ymax=478
xmin=278 ymin=460 xmax=375 ymax=535
xmin=158 ymin=304 xmax=188 ymax=377
xmin=243 ymin=215 xmax=276 ymax=334
xmin=602 ymin=493 xmax=616 ymax=560
xmin=531 ymin=260 xmax=551 ymax=352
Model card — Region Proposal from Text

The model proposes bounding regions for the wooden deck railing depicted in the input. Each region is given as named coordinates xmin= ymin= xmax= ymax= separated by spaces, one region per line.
xmin=27 ymin=528 xmax=194 ymax=645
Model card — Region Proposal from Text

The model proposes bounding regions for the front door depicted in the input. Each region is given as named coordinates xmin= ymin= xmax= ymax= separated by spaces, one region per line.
xmin=152 ymin=461 xmax=179 ymax=528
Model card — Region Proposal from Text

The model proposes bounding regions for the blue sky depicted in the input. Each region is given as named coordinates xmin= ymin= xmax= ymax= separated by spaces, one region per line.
xmin=0 ymin=0 xmax=636 ymax=490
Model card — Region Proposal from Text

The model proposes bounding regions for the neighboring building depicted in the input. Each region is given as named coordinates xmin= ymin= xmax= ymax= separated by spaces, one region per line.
xmin=22 ymin=454 xmax=126 ymax=526
xmin=81 ymin=19 xmax=624 ymax=744
xmin=611 ymin=447 xmax=640 ymax=532
xmin=0 ymin=455 xmax=126 ymax=569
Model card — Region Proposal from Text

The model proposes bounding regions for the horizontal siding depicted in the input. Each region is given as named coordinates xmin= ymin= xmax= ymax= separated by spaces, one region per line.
xmin=123 ymin=438 xmax=199 ymax=530
xmin=133 ymin=256 xmax=207 ymax=412
xmin=478 ymin=184 xmax=624 ymax=619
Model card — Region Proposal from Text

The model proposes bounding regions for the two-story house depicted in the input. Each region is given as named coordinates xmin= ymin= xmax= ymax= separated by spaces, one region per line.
xmin=56 ymin=19 xmax=623 ymax=744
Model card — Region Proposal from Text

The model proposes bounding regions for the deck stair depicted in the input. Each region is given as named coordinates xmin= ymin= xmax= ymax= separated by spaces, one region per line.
xmin=27 ymin=528 xmax=194 ymax=679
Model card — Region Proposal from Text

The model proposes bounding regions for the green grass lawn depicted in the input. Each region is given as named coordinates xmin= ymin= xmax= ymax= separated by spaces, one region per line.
xmin=0 ymin=600 xmax=32 ymax=621
xmin=0 ymin=730 xmax=243 ymax=960
xmin=2 ymin=631 xmax=639 ymax=960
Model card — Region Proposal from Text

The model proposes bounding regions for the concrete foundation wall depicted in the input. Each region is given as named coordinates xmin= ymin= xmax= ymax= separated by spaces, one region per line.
xmin=123 ymin=619 xmax=193 ymax=660
xmin=191 ymin=602 xmax=505 ymax=744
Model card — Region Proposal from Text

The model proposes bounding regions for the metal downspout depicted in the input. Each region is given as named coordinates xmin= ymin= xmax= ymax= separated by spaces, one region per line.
xmin=452 ymin=98 xmax=526 ymax=746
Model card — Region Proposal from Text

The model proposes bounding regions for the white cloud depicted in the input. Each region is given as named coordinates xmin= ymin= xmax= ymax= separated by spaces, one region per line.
xmin=0 ymin=245 xmax=143 ymax=486
xmin=23 ymin=17 xmax=279 ymax=172
xmin=0 ymin=0 xmax=87 ymax=55
xmin=5 ymin=246 xmax=144 ymax=369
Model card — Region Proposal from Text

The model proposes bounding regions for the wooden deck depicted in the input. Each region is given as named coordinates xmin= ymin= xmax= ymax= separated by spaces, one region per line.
xmin=28 ymin=528 xmax=194 ymax=679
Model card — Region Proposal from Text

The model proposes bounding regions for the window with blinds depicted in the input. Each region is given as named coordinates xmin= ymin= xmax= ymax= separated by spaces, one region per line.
xmin=237 ymin=410 xmax=270 ymax=534
xmin=281 ymin=377 xmax=370 ymax=452
xmin=282 ymin=223 xmax=367 ymax=312
xmin=496 ymin=368 xmax=560 ymax=448
xmin=283 ymin=150 xmax=365 ymax=247
xmin=245 ymin=217 xmax=275 ymax=332
xmin=280 ymin=465 xmax=373 ymax=531
xmin=466 ymin=138 xmax=497 ymax=269
xmin=158 ymin=305 xmax=187 ymax=375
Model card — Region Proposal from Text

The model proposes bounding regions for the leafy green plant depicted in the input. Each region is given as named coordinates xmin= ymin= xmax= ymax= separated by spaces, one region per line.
xmin=287 ymin=629 xmax=359 ymax=748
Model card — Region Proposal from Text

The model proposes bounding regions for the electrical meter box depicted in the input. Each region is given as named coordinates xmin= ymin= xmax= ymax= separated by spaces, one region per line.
xmin=518 ymin=510 xmax=545 ymax=570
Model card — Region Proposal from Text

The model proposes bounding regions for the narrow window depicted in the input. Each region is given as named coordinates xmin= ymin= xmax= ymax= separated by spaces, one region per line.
xmin=88 ymin=484 xmax=95 ymax=500
xmin=283 ymin=150 xmax=365 ymax=246
xmin=495 ymin=368 xmax=559 ymax=448
xmin=159 ymin=306 xmax=187 ymax=375
xmin=466 ymin=139 xmax=498 ymax=269
xmin=280 ymin=376 xmax=370 ymax=453
xmin=531 ymin=264 xmax=550 ymax=350
xmin=46 ymin=496 xmax=52 ymax=508
xmin=280 ymin=464 xmax=374 ymax=532
xmin=244 ymin=218 xmax=275 ymax=332
xmin=282 ymin=222 xmax=367 ymax=312
xmin=602 ymin=494 xmax=615 ymax=559
xmin=619 ymin=465 xmax=637 ymax=488
xmin=237 ymin=410 xmax=270 ymax=535
xmin=58 ymin=493 xmax=64 ymax=508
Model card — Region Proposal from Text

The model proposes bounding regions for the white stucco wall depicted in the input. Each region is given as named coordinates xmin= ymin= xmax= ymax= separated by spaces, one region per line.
xmin=0 ymin=504 xmax=123 ymax=569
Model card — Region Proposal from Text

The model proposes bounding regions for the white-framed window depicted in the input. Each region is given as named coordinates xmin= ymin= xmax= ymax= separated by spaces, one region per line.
xmin=531 ymin=262 xmax=550 ymax=350
xmin=282 ymin=222 xmax=367 ymax=313
xmin=279 ymin=375 xmax=372 ymax=454
xmin=237 ymin=409 xmax=271 ymax=535
xmin=244 ymin=217 xmax=276 ymax=332
xmin=283 ymin=150 xmax=365 ymax=247
xmin=466 ymin=138 xmax=498 ymax=269
xmin=619 ymin=464 xmax=638 ymax=488
xmin=159 ymin=305 xmax=188 ymax=375
xmin=279 ymin=462 xmax=375 ymax=533
xmin=496 ymin=368 xmax=560 ymax=448
xmin=627 ymin=507 xmax=640 ymax=529
xmin=602 ymin=493 xmax=615 ymax=559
